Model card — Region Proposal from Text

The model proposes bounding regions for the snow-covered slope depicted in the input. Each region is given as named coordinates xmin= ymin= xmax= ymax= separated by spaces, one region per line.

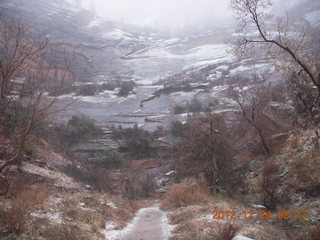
xmin=0 ymin=0 xmax=318 ymax=129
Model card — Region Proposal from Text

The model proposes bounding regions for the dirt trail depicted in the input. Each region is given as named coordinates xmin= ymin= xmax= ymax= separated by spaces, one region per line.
xmin=109 ymin=205 xmax=170 ymax=240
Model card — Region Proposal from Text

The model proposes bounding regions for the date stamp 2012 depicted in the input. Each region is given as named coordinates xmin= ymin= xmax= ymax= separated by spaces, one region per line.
xmin=212 ymin=210 xmax=308 ymax=220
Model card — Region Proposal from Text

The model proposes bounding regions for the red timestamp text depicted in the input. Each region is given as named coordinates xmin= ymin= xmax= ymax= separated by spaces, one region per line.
xmin=212 ymin=210 xmax=308 ymax=220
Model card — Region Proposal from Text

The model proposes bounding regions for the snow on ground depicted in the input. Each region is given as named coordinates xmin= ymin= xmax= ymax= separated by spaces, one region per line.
xmin=31 ymin=211 xmax=63 ymax=224
xmin=233 ymin=235 xmax=255 ymax=240
xmin=87 ymin=17 xmax=108 ymax=28
xmin=31 ymin=196 xmax=64 ymax=223
xmin=182 ymin=44 xmax=234 ymax=70
xmin=211 ymin=84 xmax=230 ymax=95
xmin=21 ymin=162 xmax=81 ymax=189
xmin=139 ymin=44 xmax=234 ymax=70
xmin=229 ymin=63 xmax=271 ymax=77
xmin=248 ymin=204 xmax=266 ymax=209
xmin=103 ymin=28 xmax=136 ymax=41
xmin=56 ymin=90 xmax=137 ymax=105
xmin=81 ymin=92 xmax=137 ymax=105
xmin=183 ymin=58 xmax=229 ymax=71
xmin=106 ymin=202 xmax=118 ymax=209
xmin=104 ymin=205 xmax=172 ymax=240
xmin=170 ymin=89 xmax=206 ymax=104
xmin=123 ymin=42 xmax=234 ymax=85
xmin=165 ymin=171 xmax=175 ymax=176
xmin=186 ymin=44 xmax=229 ymax=60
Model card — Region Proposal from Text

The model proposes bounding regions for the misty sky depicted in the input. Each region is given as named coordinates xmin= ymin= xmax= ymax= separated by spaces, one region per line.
xmin=80 ymin=0 xmax=233 ymax=29
xmin=75 ymin=0 xmax=305 ymax=30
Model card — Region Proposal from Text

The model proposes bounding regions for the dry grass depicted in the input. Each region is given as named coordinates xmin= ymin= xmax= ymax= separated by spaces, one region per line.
xmin=110 ymin=195 xmax=138 ymax=223
xmin=57 ymin=192 xmax=138 ymax=233
xmin=309 ymin=226 xmax=320 ymax=240
xmin=0 ymin=184 xmax=50 ymax=235
xmin=170 ymin=220 xmax=241 ymax=240
xmin=243 ymin=224 xmax=312 ymax=240
xmin=0 ymin=204 xmax=28 ymax=234
xmin=61 ymin=202 xmax=106 ymax=232
xmin=161 ymin=180 xmax=210 ymax=210
xmin=169 ymin=207 xmax=198 ymax=225
xmin=89 ymin=213 xmax=105 ymax=232
xmin=287 ymin=152 xmax=320 ymax=197
xmin=205 ymin=221 xmax=241 ymax=240
xmin=260 ymin=159 xmax=281 ymax=210
xmin=170 ymin=220 xmax=201 ymax=240
xmin=41 ymin=223 xmax=90 ymax=240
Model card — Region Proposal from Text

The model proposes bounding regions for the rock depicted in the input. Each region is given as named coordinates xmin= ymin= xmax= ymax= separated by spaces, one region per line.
xmin=248 ymin=160 xmax=260 ymax=172
xmin=85 ymin=185 xmax=92 ymax=191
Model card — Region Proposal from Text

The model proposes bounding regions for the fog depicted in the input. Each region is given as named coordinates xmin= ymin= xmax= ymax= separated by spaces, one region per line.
xmin=80 ymin=0 xmax=233 ymax=30
xmin=71 ymin=0 xmax=306 ymax=30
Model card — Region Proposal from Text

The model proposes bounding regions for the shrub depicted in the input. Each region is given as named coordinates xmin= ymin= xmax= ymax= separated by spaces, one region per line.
xmin=173 ymin=114 xmax=238 ymax=195
xmin=0 ymin=186 xmax=49 ymax=235
xmin=77 ymin=84 xmax=98 ymax=96
xmin=48 ymin=82 xmax=76 ymax=96
xmin=170 ymin=220 xmax=200 ymax=240
xmin=169 ymin=220 xmax=240 ymax=240
xmin=187 ymin=98 xmax=203 ymax=113
xmin=99 ymin=82 xmax=116 ymax=91
xmin=173 ymin=98 xmax=208 ymax=114
xmin=97 ymin=149 xmax=124 ymax=169
xmin=59 ymin=165 xmax=110 ymax=192
xmin=260 ymin=159 xmax=280 ymax=210
xmin=3 ymin=103 xmax=30 ymax=134
xmin=55 ymin=115 xmax=102 ymax=146
xmin=174 ymin=105 xmax=186 ymax=114
xmin=33 ymin=120 xmax=51 ymax=138
xmin=169 ymin=208 xmax=197 ymax=225
xmin=89 ymin=213 xmax=105 ymax=232
xmin=206 ymin=222 xmax=241 ymax=240
xmin=41 ymin=224 xmax=89 ymax=240
xmin=124 ymin=173 xmax=157 ymax=199
xmin=160 ymin=180 xmax=209 ymax=210
xmin=111 ymin=124 xmax=155 ymax=158
xmin=118 ymin=81 xmax=135 ymax=96
xmin=171 ymin=120 xmax=186 ymax=137
xmin=0 ymin=204 xmax=29 ymax=234
xmin=141 ymin=174 xmax=157 ymax=198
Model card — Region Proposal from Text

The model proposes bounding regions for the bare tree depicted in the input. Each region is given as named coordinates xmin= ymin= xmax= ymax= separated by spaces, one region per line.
xmin=230 ymin=0 xmax=320 ymax=121
xmin=0 ymin=18 xmax=74 ymax=175
xmin=173 ymin=113 xmax=237 ymax=194
xmin=232 ymin=88 xmax=271 ymax=155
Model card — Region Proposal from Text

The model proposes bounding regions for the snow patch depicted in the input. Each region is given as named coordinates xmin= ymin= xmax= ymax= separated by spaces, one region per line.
xmin=103 ymin=28 xmax=135 ymax=41
xmin=21 ymin=162 xmax=80 ymax=189
xmin=106 ymin=202 xmax=117 ymax=209
xmin=103 ymin=206 xmax=172 ymax=240
xmin=233 ymin=235 xmax=255 ymax=240
xmin=248 ymin=204 xmax=266 ymax=209
xmin=165 ymin=171 xmax=175 ymax=176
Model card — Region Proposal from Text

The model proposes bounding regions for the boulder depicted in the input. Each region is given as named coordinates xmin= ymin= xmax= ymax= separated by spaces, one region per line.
xmin=248 ymin=160 xmax=260 ymax=172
